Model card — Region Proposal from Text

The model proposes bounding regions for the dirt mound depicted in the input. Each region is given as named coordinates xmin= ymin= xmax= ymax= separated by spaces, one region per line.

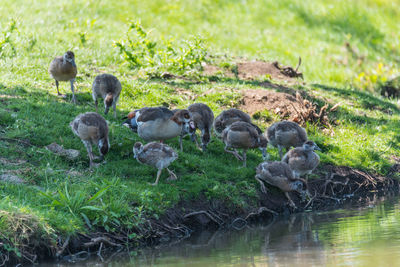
xmin=202 ymin=59 xmax=303 ymax=82
xmin=237 ymin=60 xmax=302 ymax=80
xmin=240 ymin=89 xmax=337 ymax=127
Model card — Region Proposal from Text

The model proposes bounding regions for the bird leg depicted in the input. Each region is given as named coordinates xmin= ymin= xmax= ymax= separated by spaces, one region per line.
xmin=278 ymin=145 xmax=284 ymax=159
xmin=55 ymin=80 xmax=61 ymax=96
xmin=179 ymin=134 xmax=183 ymax=151
xmin=191 ymin=133 xmax=202 ymax=151
xmin=95 ymin=99 xmax=98 ymax=113
xmin=83 ymin=141 xmax=94 ymax=169
xmin=242 ymin=150 xmax=247 ymax=167
xmin=112 ymin=100 xmax=117 ymax=119
xmin=284 ymin=192 xmax=297 ymax=208
xmin=255 ymin=177 xmax=267 ymax=194
xmin=224 ymin=146 xmax=243 ymax=161
xmin=166 ymin=168 xmax=178 ymax=181
xmin=70 ymin=79 xmax=76 ymax=104
xmin=152 ymin=169 xmax=163 ymax=186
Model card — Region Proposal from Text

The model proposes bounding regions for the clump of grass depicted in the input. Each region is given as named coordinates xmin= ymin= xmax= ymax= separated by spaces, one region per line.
xmin=0 ymin=19 xmax=17 ymax=58
xmin=114 ymin=20 xmax=207 ymax=75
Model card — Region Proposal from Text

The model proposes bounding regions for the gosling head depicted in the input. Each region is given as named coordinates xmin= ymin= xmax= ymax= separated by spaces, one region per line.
xmin=63 ymin=51 xmax=76 ymax=67
xmin=104 ymin=93 xmax=114 ymax=114
xmin=291 ymin=180 xmax=310 ymax=201
xmin=98 ymin=137 xmax=110 ymax=160
xmin=303 ymin=140 xmax=321 ymax=152
xmin=133 ymin=142 xmax=144 ymax=159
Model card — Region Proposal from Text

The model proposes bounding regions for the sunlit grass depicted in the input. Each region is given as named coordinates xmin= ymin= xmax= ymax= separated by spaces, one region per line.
xmin=0 ymin=0 xmax=400 ymax=259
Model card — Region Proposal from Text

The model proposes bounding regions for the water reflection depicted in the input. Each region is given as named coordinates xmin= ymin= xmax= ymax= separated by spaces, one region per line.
xmin=46 ymin=195 xmax=400 ymax=267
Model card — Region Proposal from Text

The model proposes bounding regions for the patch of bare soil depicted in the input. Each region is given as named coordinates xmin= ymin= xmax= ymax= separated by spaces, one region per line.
xmin=202 ymin=59 xmax=303 ymax=83
xmin=240 ymin=89 xmax=338 ymax=128
xmin=237 ymin=59 xmax=302 ymax=81
xmin=202 ymin=64 xmax=235 ymax=78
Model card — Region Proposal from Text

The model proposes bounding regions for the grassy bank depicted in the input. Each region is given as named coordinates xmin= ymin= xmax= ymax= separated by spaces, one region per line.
xmin=1 ymin=0 xmax=400 ymax=263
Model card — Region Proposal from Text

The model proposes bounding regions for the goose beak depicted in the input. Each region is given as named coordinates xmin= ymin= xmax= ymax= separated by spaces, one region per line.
xmin=123 ymin=118 xmax=138 ymax=132
xmin=314 ymin=145 xmax=322 ymax=151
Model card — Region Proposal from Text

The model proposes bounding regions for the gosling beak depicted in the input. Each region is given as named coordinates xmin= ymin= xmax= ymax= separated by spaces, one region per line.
xmin=314 ymin=145 xmax=322 ymax=151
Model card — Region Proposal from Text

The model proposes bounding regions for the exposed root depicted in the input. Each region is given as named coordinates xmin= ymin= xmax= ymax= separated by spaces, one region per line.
xmin=83 ymin=236 xmax=123 ymax=248
xmin=184 ymin=210 xmax=225 ymax=227
xmin=290 ymin=92 xmax=336 ymax=129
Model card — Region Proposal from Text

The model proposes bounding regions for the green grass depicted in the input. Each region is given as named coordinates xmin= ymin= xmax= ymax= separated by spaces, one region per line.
xmin=1 ymin=0 xmax=400 ymax=261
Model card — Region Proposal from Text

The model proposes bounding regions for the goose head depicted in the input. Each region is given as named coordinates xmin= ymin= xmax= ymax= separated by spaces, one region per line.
xmin=291 ymin=180 xmax=310 ymax=201
xmin=63 ymin=51 xmax=76 ymax=67
xmin=303 ymin=140 xmax=321 ymax=152
xmin=123 ymin=111 xmax=138 ymax=132
xmin=98 ymin=137 xmax=110 ymax=160
xmin=133 ymin=142 xmax=144 ymax=159
xmin=258 ymin=135 xmax=269 ymax=160
xmin=104 ymin=93 xmax=114 ymax=114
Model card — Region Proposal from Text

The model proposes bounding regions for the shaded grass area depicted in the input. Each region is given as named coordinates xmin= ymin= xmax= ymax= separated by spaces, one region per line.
xmin=0 ymin=0 xmax=400 ymax=263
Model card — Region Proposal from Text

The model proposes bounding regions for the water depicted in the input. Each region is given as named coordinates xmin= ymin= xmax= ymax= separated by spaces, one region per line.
xmin=47 ymin=195 xmax=400 ymax=267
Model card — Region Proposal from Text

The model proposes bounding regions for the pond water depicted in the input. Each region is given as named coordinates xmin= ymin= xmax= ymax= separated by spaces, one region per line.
xmin=46 ymin=195 xmax=400 ymax=267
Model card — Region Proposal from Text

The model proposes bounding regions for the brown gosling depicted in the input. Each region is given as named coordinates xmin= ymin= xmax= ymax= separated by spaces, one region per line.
xmin=222 ymin=121 xmax=268 ymax=167
xmin=255 ymin=161 xmax=309 ymax=208
xmin=92 ymin=73 xmax=122 ymax=118
xmin=214 ymin=108 xmax=262 ymax=137
xmin=133 ymin=142 xmax=178 ymax=186
xmin=49 ymin=51 xmax=78 ymax=103
xmin=70 ymin=112 xmax=109 ymax=169
xmin=266 ymin=120 xmax=308 ymax=158
xmin=282 ymin=140 xmax=321 ymax=180
xmin=186 ymin=103 xmax=214 ymax=151
xmin=124 ymin=107 xmax=192 ymax=151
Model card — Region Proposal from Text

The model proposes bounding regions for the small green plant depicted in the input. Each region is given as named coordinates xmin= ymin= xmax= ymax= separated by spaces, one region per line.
xmin=78 ymin=32 xmax=87 ymax=46
xmin=39 ymin=183 xmax=110 ymax=229
xmin=0 ymin=19 xmax=17 ymax=57
xmin=114 ymin=20 xmax=207 ymax=74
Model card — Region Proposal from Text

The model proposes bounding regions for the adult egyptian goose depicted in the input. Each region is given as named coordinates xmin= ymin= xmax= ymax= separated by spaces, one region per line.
xmin=185 ymin=103 xmax=214 ymax=151
xmin=282 ymin=140 xmax=321 ymax=179
xmin=222 ymin=121 xmax=268 ymax=167
xmin=133 ymin=142 xmax=178 ymax=185
xmin=92 ymin=73 xmax=122 ymax=118
xmin=255 ymin=161 xmax=309 ymax=208
xmin=266 ymin=120 xmax=308 ymax=158
xmin=70 ymin=112 xmax=109 ymax=169
xmin=214 ymin=108 xmax=261 ymax=137
xmin=49 ymin=51 xmax=78 ymax=103
xmin=124 ymin=107 xmax=191 ymax=150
